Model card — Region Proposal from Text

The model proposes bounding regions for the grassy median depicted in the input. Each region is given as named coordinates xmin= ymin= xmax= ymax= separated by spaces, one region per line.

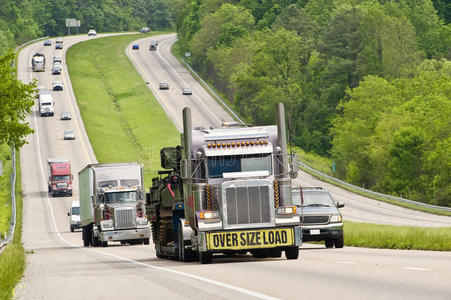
xmin=0 ymin=144 xmax=12 ymax=237
xmin=344 ymin=221 xmax=451 ymax=251
xmin=66 ymin=33 xmax=179 ymax=187
xmin=0 ymin=156 xmax=25 ymax=300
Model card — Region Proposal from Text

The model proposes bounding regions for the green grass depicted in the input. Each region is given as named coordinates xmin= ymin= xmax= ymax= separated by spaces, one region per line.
xmin=0 ymin=156 xmax=25 ymax=300
xmin=66 ymin=33 xmax=180 ymax=188
xmin=344 ymin=220 xmax=451 ymax=251
xmin=0 ymin=145 xmax=12 ymax=237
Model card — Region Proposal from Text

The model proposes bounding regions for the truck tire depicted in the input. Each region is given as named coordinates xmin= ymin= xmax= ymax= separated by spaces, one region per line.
xmin=325 ymin=238 xmax=334 ymax=248
xmin=91 ymin=227 xmax=100 ymax=247
xmin=82 ymin=227 xmax=90 ymax=247
xmin=334 ymin=235 xmax=344 ymax=248
xmin=199 ymin=251 xmax=213 ymax=264
xmin=155 ymin=244 xmax=165 ymax=259
xmin=70 ymin=226 xmax=74 ymax=233
xmin=143 ymin=238 xmax=150 ymax=245
xmin=101 ymin=241 xmax=108 ymax=247
xmin=178 ymin=222 xmax=194 ymax=262
xmin=252 ymin=249 xmax=269 ymax=258
xmin=285 ymin=247 xmax=299 ymax=260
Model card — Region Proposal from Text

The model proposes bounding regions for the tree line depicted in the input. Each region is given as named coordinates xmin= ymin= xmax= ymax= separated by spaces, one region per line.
xmin=175 ymin=0 xmax=450 ymax=206
xmin=0 ymin=0 xmax=176 ymax=55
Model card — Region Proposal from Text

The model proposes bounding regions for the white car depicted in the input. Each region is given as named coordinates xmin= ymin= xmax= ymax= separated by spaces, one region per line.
xmin=64 ymin=130 xmax=75 ymax=140
xmin=52 ymin=81 xmax=63 ymax=91
xmin=88 ymin=29 xmax=97 ymax=36
xmin=53 ymin=56 xmax=62 ymax=63
xmin=67 ymin=201 xmax=80 ymax=232
xmin=60 ymin=112 xmax=71 ymax=120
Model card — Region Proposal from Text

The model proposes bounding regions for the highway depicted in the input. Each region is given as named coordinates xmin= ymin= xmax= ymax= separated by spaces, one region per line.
xmin=14 ymin=33 xmax=451 ymax=299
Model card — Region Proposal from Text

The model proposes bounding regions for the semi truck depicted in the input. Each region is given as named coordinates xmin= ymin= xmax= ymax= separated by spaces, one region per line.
xmin=147 ymin=103 xmax=301 ymax=264
xmin=47 ymin=158 xmax=73 ymax=196
xmin=79 ymin=163 xmax=150 ymax=247
xmin=32 ymin=53 xmax=45 ymax=72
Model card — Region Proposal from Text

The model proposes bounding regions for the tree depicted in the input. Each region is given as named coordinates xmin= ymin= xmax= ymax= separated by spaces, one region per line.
xmin=0 ymin=52 xmax=35 ymax=149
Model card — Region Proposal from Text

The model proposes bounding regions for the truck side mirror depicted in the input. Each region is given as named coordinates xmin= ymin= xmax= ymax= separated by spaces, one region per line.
xmin=67 ymin=212 xmax=70 ymax=216
xmin=289 ymin=153 xmax=299 ymax=179
xmin=336 ymin=202 xmax=345 ymax=208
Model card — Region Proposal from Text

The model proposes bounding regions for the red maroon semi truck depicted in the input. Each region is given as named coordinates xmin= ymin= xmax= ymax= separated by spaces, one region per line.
xmin=48 ymin=158 xmax=73 ymax=196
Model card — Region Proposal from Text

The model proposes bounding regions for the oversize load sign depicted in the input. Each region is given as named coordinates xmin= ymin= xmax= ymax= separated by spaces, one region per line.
xmin=207 ymin=228 xmax=293 ymax=250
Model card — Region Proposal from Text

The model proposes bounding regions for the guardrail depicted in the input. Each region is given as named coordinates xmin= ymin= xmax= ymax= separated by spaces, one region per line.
xmin=180 ymin=58 xmax=451 ymax=213
xmin=0 ymin=36 xmax=49 ymax=252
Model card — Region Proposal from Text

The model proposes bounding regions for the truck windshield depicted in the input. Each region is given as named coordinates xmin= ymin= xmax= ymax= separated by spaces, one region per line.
xmin=207 ymin=154 xmax=272 ymax=178
xmin=53 ymin=175 xmax=69 ymax=181
xmin=302 ymin=191 xmax=335 ymax=207
xmin=71 ymin=207 xmax=80 ymax=215
xmin=104 ymin=191 xmax=137 ymax=204
xmin=42 ymin=102 xmax=52 ymax=106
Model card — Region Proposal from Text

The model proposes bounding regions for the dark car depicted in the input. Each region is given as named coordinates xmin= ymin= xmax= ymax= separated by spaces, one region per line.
xmin=132 ymin=44 xmax=139 ymax=50
xmin=140 ymin=27 xmax=151 ymax=33
xmin=292 ymin=187 xmax=344 ymax=248
xmin=182 ymin=87 xmax=192 ymax=95
xmin=44 ymin=40 xmax=51 ymax=46
xmin=159 ymin=82 xmax=169 ymax=90
xmin=55 ymin=43 xmax=63 ymax=49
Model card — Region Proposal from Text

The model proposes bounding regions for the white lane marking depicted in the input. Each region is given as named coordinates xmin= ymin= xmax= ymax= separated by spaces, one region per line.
xmin=29 ymin=38 xmax=278 ymax=300
xmin=401 ymin=267 xmax=431 ymax=271
xmin=337 ymin=261 xmax=355 ymax=264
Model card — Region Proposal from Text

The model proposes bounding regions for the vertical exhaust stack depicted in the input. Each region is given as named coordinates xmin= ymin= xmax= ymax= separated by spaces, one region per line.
xmin=183 ymin=107 xmax=192 ymax=161
xmin=276 ymin=103 xmax=293 ymax=206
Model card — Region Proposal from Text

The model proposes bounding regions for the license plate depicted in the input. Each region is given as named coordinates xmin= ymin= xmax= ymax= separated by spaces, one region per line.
xmin=310 ymin=229 xmax=320 ymax=235
xmin=207 ymin=228 xmax=294 ymax=250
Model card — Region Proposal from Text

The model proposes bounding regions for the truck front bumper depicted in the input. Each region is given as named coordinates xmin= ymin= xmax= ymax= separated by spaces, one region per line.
xmin=99 ymin=227 xmax=150 ymax=242
xmin=198 ymin=226 xmax=302 ymax=252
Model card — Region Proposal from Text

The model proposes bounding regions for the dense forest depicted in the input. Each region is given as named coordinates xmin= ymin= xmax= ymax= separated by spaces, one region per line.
xmin=0 ymin=0 xmax=177 ymax=54
xmin=175 ymin=0 xmax=451 ymax=206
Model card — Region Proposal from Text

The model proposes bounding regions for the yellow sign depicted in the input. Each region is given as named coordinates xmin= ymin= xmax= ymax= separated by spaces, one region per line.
xmin=207 ymin=228 xmax=293 ymax=250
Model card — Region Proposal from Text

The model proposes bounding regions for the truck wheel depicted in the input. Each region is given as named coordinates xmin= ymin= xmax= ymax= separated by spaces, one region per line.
xmin=82 ymin=227 xmax=90 ymax=247
xmin=101 ymin=241 xmax=108 ymax=247
xmin=199 ymin=251 xmax=213 ymax=264
xmin=334 ymin=235 xmax=344 ymax=248
xmin=269 ymin=248 xmax=282 ymax=258
xmin=91 ymin=227 xmax=100 ymax=247
xmin=120 ymin=241 xmax=126 ymax=245
xmin=144 ymin=238 xmax=150 ymax=245
xmin=285 ymin=247 xmax=299 ymax=260
xmin=178 ymin=223 xmax=194 ymax=262
xmin=70 ymin=226 xmax=74 ymax=233
xmin=325 ymin=238 xmax=334 ymax=248
xmin=155 ymin=245 xmax=165 ymax=259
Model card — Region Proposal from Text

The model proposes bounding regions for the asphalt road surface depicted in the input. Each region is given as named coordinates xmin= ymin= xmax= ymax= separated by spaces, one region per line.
xmin=14 ymin=33 xmax=451 ymax=299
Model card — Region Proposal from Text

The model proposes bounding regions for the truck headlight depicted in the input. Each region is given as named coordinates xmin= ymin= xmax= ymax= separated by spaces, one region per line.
xmin=101 ymin=220 xmax=114 ymax=230
xmin=198 ymin=210 xmax=220 ymax=220
xmin=330 ymin=214 xmax=342 ymax=223
xmin=136 ymin=217 xmax=148 ymax=226
xmin=277 ymin=206 xmax=297 ymax=215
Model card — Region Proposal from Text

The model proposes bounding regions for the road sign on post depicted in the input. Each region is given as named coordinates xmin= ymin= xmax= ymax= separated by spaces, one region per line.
xmin=66 ymin=18 xmax=81 ymax=35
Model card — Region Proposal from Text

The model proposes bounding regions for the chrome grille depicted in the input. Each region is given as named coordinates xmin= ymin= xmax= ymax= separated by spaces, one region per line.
xmin=114 ymin=207 xmax=136 ymax=229
xmin=225 ymin=185 xmax=271 ymax=226
xmin=301 ymin=215 xmax=330 ymax=225
xmin=57 ymin=183 xmax=67 ymax=189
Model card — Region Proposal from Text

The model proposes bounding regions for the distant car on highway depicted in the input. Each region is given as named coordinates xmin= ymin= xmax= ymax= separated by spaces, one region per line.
xmin=53 ymin=56 xmax=62 ymax=64
xmin=68 ymin=200 xmax=80 ymax=232
xmin=88 ymin=29 xmax=97 ymax=36
xmin=292 ymin=186 xmax=344 ymax=248
xmin=44 ymin=40 xmax=51 ymax=46
xmin=55 ymin=43 xmax=63 ymax=49
xmin=60 ymin=112 xmax=71 ymax=120
xmin=159 ymin=82 xmax=169 ymax=90
xmin=52 ymin=64 xmax=62 ymax=75
xmin=132 ymin=44 xmax=139 ymax=50
xmin=182 ymin=87 xmax=192 ymax=95
xmin=64 ymin=130 xmax=75 ymax=140
xmin=140 ymin=27 xmax=151 ymax=33
xmin=52 ymin=81 xmax=63 ymax=91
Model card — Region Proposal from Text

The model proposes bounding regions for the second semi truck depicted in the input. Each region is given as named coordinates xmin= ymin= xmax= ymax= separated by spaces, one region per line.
xmin=79 ymin=163 xmax=150 ymax=247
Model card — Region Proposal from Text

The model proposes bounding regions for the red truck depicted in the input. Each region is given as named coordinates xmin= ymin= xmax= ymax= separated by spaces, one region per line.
xmin=48 ymin=158 xmax=73 ymax=196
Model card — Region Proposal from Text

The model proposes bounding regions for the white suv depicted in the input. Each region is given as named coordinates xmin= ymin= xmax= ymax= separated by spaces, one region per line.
xmin=88 ymin=29 xmax=97 ymax=36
